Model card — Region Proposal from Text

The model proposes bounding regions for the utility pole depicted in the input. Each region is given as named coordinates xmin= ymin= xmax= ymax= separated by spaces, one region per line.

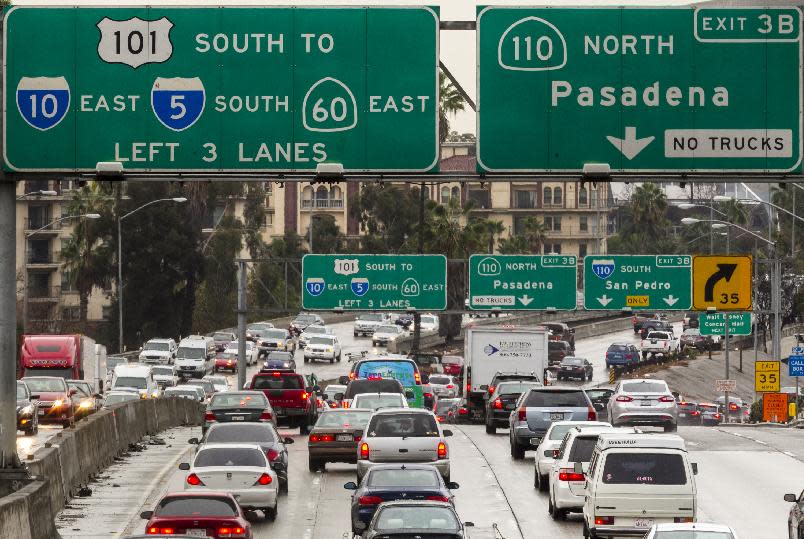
xmin=0 ymin=181 xmax=19 ymax=469
xmin=411 ymin=182 xmax=426 ymax=355
xmin=724 ymin=313 xmax=731 ymax=422
xmin=237 ymin=261 xmax=247 ymax=391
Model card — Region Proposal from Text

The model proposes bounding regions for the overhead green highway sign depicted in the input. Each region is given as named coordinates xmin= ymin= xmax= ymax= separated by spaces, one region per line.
xmin=477 ymin=6 xmax=802 ymax=173
xmin=584 ymin=255 xmax=692 ymax=311
xmin=699 ymin=312 xmax=752 ymax=336
xmin=302 ymin=255 xmax=447 ymax=311
xmin=3 ymin=6 xmax=439 ymax=172
xmin=468 ymin=254 xmax=576 ymax=310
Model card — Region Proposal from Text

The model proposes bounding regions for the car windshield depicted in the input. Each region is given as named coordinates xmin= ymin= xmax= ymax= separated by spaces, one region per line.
xmin=104 ymin=393 xmax=139 ymax=405
xmin=113 ymin=377 xmax=147 ymax=389
xmin=376 ymin=325 xmax=400 ymax=333
xmin=194 ymin=447 xmax=266 ymax=468
xmin=561 ymin=358 xmax=583 ymax=366
xmin=323 ymin=385 xmax=346 ymax=398
xmin=548 ymin=424 xmax=577 ymax=440
xmin=358 ymin=314 xmax=384 ymax=322
xmin=248 ymin=323 xmax=273 ymax=331
xmin=309 ymin=336 xmax=334 ymax=345
xmin=683 ymin=329 xmax=700 ymax=336
xmin=144 ymin=342 xmax=170 ymax=351
xmin=151 ymin=367 xmax=174 ymax=376
xmin=165 ymin=389 xmax=198 ymax=399
xmin=369 ymin=469 xmax=440 ymax=487
xmin=375 ymin=506 xmax=459 ymax=531
xmin=602 ymin=452 xmax=687 ymax=485
xmin=428 ymin=376 xmax=451 ymax=385
xmin=304 ymin=326 xmax=327 ymax=335
xmin=210 ymin=393 xmax=266 ymax=408
xmin=156 ymin=496 xmax=237 ymax=517
xmin=622 ymin=381 xmax=668 ymax=394
xmin=16 ymin=384 xmax=27 ymax=399
xmin=177 ymin=347 xmax=206 ymax=359
xmin=187 ymin=380 xmax=213 ymax=391
xmin=22 ymin=378 xmax=67 ymax=392
xmin=106 ymin=357 xmax=127 ymax=370
xmin=68 ymin=382 xmax=92 ymax=394
xmin=315 ymin=410 xmax=371 ymax=428
xmin=264 ymin=329 xmax=287 ymax=339
xmin=498 ymin=382 xmax=540 ymax=394
xmin=655 ymin=533 xmax=733 ymax=539
xmin=568 ymin=436 xmax=599 ymax=461
xmin=353 ymin=394 xmax=404 ymax=410
xmin=253 ymin=375 xmax=303 ymax=390
xmin=421 ymin=316 xmax=437 ymax=324
xmin=206 ymin=424 xmax=276 ymax=443
xmin=368 ymin=413 xmax=438 ymax=438
xmin=213 ymin=333 xmax=232 ymax=341
xmin=524 ymin=390 xmax=588 ymax=407
xmin=548 ymin=341 xmax=568 ymax=350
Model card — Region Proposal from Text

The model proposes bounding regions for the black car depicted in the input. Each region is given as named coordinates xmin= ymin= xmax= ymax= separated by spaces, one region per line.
xmin=395 ymin=313 xmax=415 ymax=329
xmin=189 ymin=421 xmax=294 ymax=493
xmin=16 ymin=381 xmax=38 ymax=436
xmin=262 ymin=351 xmax=297 ymax=372
xmin=289 ymin=313 xmax=324 ymax=335
xmin=683 ymin=312 xmax=700 ymax=331
xmin=344 ymin=464 xmax=459 ymax=536
xmin=556 ymin=357 xmax=593 ymax=382
xmin=485 ymin=380 xmax=543 ymax=433
xmin=677 ymin=400 xmax=700 ymax=425
xmin=202 ymin=390 xmax=276 ymax=433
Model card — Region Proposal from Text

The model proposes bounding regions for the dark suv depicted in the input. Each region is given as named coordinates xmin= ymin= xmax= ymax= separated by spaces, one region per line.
xmin=548 ymin=340 xmax=573 ymax=367
xmin=605 ymin=343 xmax=640 ymax=370
xmin=683 ymin=312 xmax=700 ymax=331
xmin=543 ymin=322 xmax=575 ymax=350
xmin=639 ymin=320 xmax=674 ymax=340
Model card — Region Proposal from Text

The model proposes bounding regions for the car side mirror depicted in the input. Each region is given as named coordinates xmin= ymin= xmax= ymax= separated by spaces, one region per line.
xmin=334 ymin=392 xmax=344 ymax=401
xmin=139 ymin=347 xmax=143 ymax=352
xmin=573 ymin=462 xmax=583 ymax=474
xmin=442 ymin=429 xmax=453 ymax=437
xmin=283 ymin=437 xmax=294 ymax=445
xmin=448 ymin=481 xmax=460 ymax=490
xmin=691 ymin=462 xmax=698 ymax=475
xmin=594 ymin=403 xmax=605 ymax=411
xmin=343 ymin=481 xmax=358 ymax=490
xmin=784 ymin=493 xmax=797 ymax=502
xmin=338 ymin=376 xmax=350 ymax=385
xmin=464 ymin=522 xmax=475 ymax=527
xmin=140 ymin=511 xmax=153 ymax=520
xmin=178 ymin=462 xmax=190 ymax=471
xmin=188 ymin=438 xmax=199 ymax=445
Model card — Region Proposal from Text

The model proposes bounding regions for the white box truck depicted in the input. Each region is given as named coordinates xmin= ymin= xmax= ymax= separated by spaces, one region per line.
xmin=463 ymin=326 xmax=549 ymax=421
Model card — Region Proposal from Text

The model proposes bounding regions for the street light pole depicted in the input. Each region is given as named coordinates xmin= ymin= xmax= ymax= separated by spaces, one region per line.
xmin=0 ymin=182 xmax=18 ymax=468
xmin=117 ymin=197 xmax=186 ymax=352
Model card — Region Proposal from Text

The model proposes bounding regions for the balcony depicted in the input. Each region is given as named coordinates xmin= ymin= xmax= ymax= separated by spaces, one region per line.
xmin=301 ymin=198 xmax=344 ymax=210
xmin=26 ymin=250 xmax=60 ymax=268
xmin=542 ymin=226 xmax=606 ymax=238
xmin=24 ymin=217 xmax=61 ymax=234
xmin=28 ymin=285 xmax=61 ymax=302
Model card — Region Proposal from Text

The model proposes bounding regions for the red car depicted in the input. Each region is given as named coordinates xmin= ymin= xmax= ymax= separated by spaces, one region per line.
xmin=442 ymin=355 xmax=464 ymax=377
xmin=21 ymin=376 xmax=76 ymax=427
xmin=214 ymin=352 xmax=238 ymax=373
xmin=141 ymin=492 xmax=252 ymax=538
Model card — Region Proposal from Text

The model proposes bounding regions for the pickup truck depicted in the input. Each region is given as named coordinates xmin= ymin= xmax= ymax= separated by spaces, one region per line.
xmin=249 ymin=371 xmax=319 ymax=434
xmin=640 ymin=330 xmax=680 ymax=360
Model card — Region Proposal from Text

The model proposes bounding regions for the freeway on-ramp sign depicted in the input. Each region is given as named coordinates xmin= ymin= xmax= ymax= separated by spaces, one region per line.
xmin=583 ymin=255 xmax=691 ymax=310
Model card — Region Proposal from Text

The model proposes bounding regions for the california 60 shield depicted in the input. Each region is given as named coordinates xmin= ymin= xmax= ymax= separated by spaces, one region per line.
xmin=151 ymin=77 xmax=205 ymax=131
xmin=592 ymin=259 xmax=615 ymax=280
xmin=16 ymin=76 xmax=70 ymax=131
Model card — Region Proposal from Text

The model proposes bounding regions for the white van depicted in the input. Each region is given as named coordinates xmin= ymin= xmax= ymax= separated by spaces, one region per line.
xmin=582 ymin=433 xmax=697 ymax=538
xmin=175 ymin=335 xmax=215 ymax=379
xmin=111 ymin=363 xmax=159 ymax=399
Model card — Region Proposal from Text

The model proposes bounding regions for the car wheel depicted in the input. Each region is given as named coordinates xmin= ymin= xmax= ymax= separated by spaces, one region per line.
xmin=337 ymin=353 xmax=342 ymax=362
xmin=24 ymin=425 xmax=36 ymax=437
xmin=510 ymin=439 xmax=525 ymax=460
xmin=264 ymin=505 xmax=277 ymax=521
xmin=538 ymin=472 xmax=548 ymax=492
xmin=330 ymin=358 xmax=334 ymax=364
xmin=308 ymin=457 xmax=322 ymax=472
xmin=664 ymin=423 xmax=678 ymax=433
xmin=485 ymin=420 xmax=496 ymax=434
xmin=300 ymin=421 xmax=310 ymax=435
xmin=353 ymin=332 xmax=358 ymax=337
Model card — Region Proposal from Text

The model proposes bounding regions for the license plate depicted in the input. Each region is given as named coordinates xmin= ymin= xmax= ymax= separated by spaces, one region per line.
xmin=505 ymin=404 xmax=515 ymax=410
xmin=336 ymin=434 xmax=353 ymax=442
xmin=679 ymin=413 xmax=686 ymax=418
xmin=634 ymin=518 xmax=654 ymax=528
xmin=185 ymin=530 xmax=207 ymax=537
xmin=640 ymin=401 xmax=653 ymax=407
xmin=550 ymin=412 xmax=564 ymax=421
xmin=38 ymin=410 xmax=45 ymax=416
xmin=231 ymin=416 xmax=245 ymax=421
xmin=274 ymin=408 xmax=284 ymax=416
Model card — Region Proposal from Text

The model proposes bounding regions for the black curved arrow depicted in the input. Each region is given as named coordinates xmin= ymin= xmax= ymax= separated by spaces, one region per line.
xmin=704 ymin=263 xmax=738 ymax=302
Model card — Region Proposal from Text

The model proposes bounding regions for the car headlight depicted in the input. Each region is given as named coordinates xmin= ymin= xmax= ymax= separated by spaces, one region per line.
xmin=152 ymin=390 xmax=159 ymax=398
xmin=20 ymin=405 xmax=34 ymax=415
xmin=52 ymin=399 xmax=63 ymax=408
xmin=326 ymin=347 xmax=333 ymax=353
xmin=79 ymin=400 xmax=93 ymax=409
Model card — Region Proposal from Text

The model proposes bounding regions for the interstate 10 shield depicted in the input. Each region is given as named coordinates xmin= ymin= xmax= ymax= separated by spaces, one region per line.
xmin=305 ymin=278 xmax=325 ymax=297
xmin=151 ymin=77 xmax=205 ymax=131
xmin=16 ymin=76 xmax=70 ymax=131
xmin=591 ymin=259 xmax=615 ymax=280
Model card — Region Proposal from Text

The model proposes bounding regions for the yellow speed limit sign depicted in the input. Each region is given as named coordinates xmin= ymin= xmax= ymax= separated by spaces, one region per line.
xmin=693 ymin=255 xmax=752 ymax=311
xmin=755 ymin=360 xmax=781 ymax=393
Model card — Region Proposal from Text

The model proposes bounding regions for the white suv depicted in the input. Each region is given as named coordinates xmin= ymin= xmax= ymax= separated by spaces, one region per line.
xmin=138 ymin=338 xmax=177 ymax=365
xmin=353 ymin=313 xmax=390 ymax=337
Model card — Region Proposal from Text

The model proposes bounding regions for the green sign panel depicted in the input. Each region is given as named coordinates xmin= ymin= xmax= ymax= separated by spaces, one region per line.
xmin=584 ymin=255 xmax=692 ymax=311
xmin=302 ymin=255 xmax=447 ymax=311
xmin=3 ymin=6 xmax=439 ymax=172
xmin=477 ymin=7 xmax=802 ymax=173
xmin=468 ymin=254 xmax=576 ymax=310
xmin=700 ymin=312 xmax=752 ymax=336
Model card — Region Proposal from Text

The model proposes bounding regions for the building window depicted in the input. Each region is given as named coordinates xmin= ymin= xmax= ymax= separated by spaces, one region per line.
xmin=61 ymin=271 xmax=77 ymax=292
xmin=441 ymin=186 xmax=450 ymax=204
xmin=579 ymin=186 xmax=588 ymax=206
xmin=553 ymin=186 xmax=562 ymax=206
xmin=543 ymin=187 xmax=552 ymax=206
xmin=28 ymin=239 xmax=51 ymax=264
xmin=102 ymin=306 xmax=111 ymax=321
xmin=262 ymin=212 xmax=273 ymax=227
xmin=544 ymin=216 xmax=561 ymax=231
xmin=468 ymin=187 xmax=490 ymax=209
xmin=579 ymin=243 xmax=587 ymax=259
xmin=62 ymin=306 xmax=80 ymax=321
xmin=580 ymin=216 xmax=588 ymax=232
xmin=513 ymin=216 xmax=528 ymax=236
xmin=545 ymin=243 xmax=562 ymax=254
xmin=451 ymin=186 xmax=460 ymax=200
xmin=514 ymin=190 xmax=538 ymax=209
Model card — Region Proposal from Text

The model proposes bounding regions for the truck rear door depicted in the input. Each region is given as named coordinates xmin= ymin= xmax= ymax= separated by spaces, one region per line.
xmin=252 ymin=373 xmax=307 ymax=416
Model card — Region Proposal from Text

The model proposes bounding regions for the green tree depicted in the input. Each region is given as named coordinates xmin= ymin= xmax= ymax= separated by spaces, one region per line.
xmin=521 ymin=217 xmax=547 ymax=254
xmin=350 ymin=184 xmax=420 ymax=253
xmin=242 ymin=183 xmax=267 ymax=259
xmin=310 ymin=213 xmax=344 ymax=254
xmin=249 ymin=232 xmax=305 ymax=317
xmin=439 ymin=71 xmax=466 ymax=143
xmin=478 ymin=219 xmax=506 ymax=253
xmin=498 ymin=235 xmax=528 ymax=254
xmin=609 ymin=183 xmax=677 ymax=254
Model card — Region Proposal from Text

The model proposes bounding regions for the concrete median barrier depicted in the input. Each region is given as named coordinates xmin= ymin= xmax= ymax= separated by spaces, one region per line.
xmin=2 ymin=397 xmax=203 ymax=539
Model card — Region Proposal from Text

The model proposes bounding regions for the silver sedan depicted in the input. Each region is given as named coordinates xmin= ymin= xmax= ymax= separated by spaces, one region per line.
xmin=606 ymin=378 xmax=678 ymax=432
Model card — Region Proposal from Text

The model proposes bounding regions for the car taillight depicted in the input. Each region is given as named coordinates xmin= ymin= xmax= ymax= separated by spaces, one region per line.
xmin=493 ymin=398 xmax=503 ymax=410
xmin=466 ymin=383 xmax=471 ymax=392
xmin=517 ymin=408 xmax=526 ymax=421
xmin=218 ymin=526 xmax=247 ymax=538
xmin=558 ymin=469 xmax=585 ymax=481
xmin=674 ymin=517 xmax=694 ymax=523
xmin=186 ymin=473 xmax=204 ymax=486
xmin=458 ymin=407 xmax=468 ymax=415
xmin=360 ymin=442 xmax=369 ymax=459
xmin=424 ymin=393 xmax=433 ymax=398
xmin=204 ymin=412 xmax=216 ymax=421
xmin=487 ymin=385 xmax=495 ymax=394
xmin=616 ymin=395 xmax=633 ymax=402
xmin=659 ymin=396 xmax=675 ymax=403
xmin=729 ymin=403 xmax=739 ymax=411
xmin=714 ymin=413 xmax=722 ymax=419
xmin=148 ymin=527 xmax=174 ymax=535
xmin=426 ymin=495 xmax=450 ymax=502
xmin=354 ymin=434 xmax=362 ymax=441
xmin=342 ymin=401 xmax=350 ymax=408
xmin=587 ymin=407 xmax=597 ymax=421
xmin=259 ymin=411 xmax=273 ymax=421
xmin=310 ymin=434 xmax=334 ymax=442
xmin=349 ymin=372 xmax=356 ymax=380
xmin=690 ymin=411 xmax=701 ymax=416
xmin=266 ymin=448 xmax=279 ymax=462
xmin=625 ymin=354 xmax=632 ymax=359
xmin=255 ymin=473 xmax=272 ymax=485
xmin=414 ymin=372 xmax=421 ymax=384
xmin=595 ymin=516 xmax=614 ymax=525
xmin=437 ymin=442 xmax=447 ymax=459
xmin=446 ymin=384 xmax=454 ymax=389
xmin=358 ymin=495 xmax=383 ymax=506
xmin=301 ymin=392 xmax=309 ymax=400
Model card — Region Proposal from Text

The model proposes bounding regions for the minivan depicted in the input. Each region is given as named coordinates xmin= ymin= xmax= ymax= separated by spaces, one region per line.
xmin=175 ymin=335 xmax=215 ymax=378
xmin=111 ymin=363 xmax=159 ymax=399
xmin=582 ymin=432 xmax=698 ymax=538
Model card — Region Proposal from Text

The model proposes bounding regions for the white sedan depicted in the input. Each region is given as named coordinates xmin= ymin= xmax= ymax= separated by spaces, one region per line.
xmin=304 ymin=334 xmax=342 ymax=363
xmin=180 ymin=443 xmax=278 ymax=520
xmin=372 ymin=325 xmax=406 ymax=347
xmin=224 ymin=340 xmax=258 ymax=366
xmin=298 ymin=324 xmax=334 ymax=349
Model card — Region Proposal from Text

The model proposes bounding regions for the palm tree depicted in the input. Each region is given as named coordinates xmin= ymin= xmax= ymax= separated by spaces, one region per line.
xmin=521 ymin=217 xmax=547 ymax=254
xmin=479 ymin=219 xmax=506 ymax=253
xmin=630 ymin=183 xmax=668 ymax=238
xmin=717 ymin=198 xmax=748 ymax=226
xmin=61 ymin=182 xmax=114 ymax=322
xmin=439 ymin=71 xmax=465 ymax=143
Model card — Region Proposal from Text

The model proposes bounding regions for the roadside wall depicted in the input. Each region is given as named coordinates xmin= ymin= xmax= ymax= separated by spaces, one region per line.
xmin=0 ymin=397 xmax=203 ymax=539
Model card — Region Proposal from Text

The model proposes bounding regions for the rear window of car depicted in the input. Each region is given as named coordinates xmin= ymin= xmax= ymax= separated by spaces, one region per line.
xmin=252 ymin=375 xmax=303 ymax=390
xmin=210 ymin=393 xmax=267 ymax=408
xmin=368 ymin=413 xmax=439 ymax=438
xmin=647 ymin=332 xmax=671 ymax=339
xmin=157 ymin=496 xmax=237 ymax=517
xmin=548 ymin=424 xmax=577 ymax=440
xmin=497 ymin=382 xmax=540 ymax=394
xmin=206 ymin=424 xmax=275 ymax=443
xmin=655 ymin=532 xmax=733 ymax=539
xmin=607 ymin=345 xmax=628 ymax=352
xmin=315 ymin=411 xmax=371 ymax=428
xmin=602 ymin=453 xmax=687 ymax=485
xmin=428 ymin=376 xmax=451 ymax=385
xmin=698 ymin=404 xmax=718 ymax=412
xmin=353 ymin=394 xmax=405 ymax=409
xmin=376 ymin=506 xmax=459 ymax=531
xmin=194 ymin=447 xmax=266 ymax=468
xmin=561 ymin=358 xmax=583 ymax=366
xmin=345 ymin=379 xmax=404 ymax=398
xmin=524 ymin=390 xmax=589 ymax=408
xmin=368 ymin=469 xmax=440 ymax=488
xmin=622 ymin=382 xmax=668 ymax=394
xmin=568 ymin=436 xmax=599 ymax=462
xmin=548 ymin=341 xmax=569 ymax=351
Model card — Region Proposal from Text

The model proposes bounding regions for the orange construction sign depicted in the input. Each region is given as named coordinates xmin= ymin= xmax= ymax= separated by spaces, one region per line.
xmin=762 ymin=393 xmax=789 ymax=423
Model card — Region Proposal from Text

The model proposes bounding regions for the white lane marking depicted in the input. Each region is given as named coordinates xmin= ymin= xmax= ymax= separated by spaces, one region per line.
xmin=784 ymin=451 xmax=797 ymax=457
